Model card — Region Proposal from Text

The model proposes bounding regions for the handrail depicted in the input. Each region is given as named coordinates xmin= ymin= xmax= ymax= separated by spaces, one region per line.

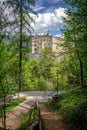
xmin=27 ymin=101 xmax=41 ymax=130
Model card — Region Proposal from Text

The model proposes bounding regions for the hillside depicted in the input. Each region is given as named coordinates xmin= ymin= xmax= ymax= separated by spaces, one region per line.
xmin=46 ymin=88 xmax=87 ymax=130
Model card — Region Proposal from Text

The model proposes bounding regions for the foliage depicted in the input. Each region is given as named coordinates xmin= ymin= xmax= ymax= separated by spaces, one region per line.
xmin=41 ymin=116 xmax=44 ymax=130
xmin=0 ymin=34 xmax=19 ymax=129
xmin=4 ymin=0 xmax=36 ymax=91
xmin=37 ymin=76 xmax=47 ymax=91
xmin=60 ymin=100 xmax=87 ymax=130
xmin=16 ymin=107 xmax=37 ymax=130
xmin=0 ymin=98 xmax=25 ymax=117
xmin=0 ymin=39 xmax=17 ymax=98
xmin=58 ymin=55 xmax=80 ymax=88
xmin=21 ymin=56 xmax=56 ymax=91
xmin=60 ymin=88 xmax=87 ymax=130
xmin=21 ymin=60 xmax=39 ymax=91
xmin=59 ymin=74 xmax=68 ymax=88
xmin=41 ymin=47 xmax=55 ymax=79
xmin=63 ymin=0 xmax=87 ymax=87
xmin=47 ymin=88 xmax=87 ymax=130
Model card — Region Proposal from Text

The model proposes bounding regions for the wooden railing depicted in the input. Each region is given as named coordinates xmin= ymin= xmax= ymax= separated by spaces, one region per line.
xmin=27 ymin=101 xmax=41 ymax=130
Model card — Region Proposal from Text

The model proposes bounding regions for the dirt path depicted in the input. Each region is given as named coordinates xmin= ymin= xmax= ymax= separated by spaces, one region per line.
xmin=0 ymin=100 xmax=34 ymax=130
xmin=40 ymin=103 xmax=70 ymax=130
xmin=0 ymin=100 xmax=70 ymax=130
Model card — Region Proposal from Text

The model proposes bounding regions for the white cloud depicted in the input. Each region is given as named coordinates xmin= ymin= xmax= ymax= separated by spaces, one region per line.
xmin=0 ymin=0 xmax=66 ymax=36
xmin=55 ymin=34 xmax=64 ymax=38
xmin=47 ymin=0 xmax=63 ymax=3
xmin=34 ymin=6 xmax=45 ymax=12
xmin=0 ymin=0 xmax=7 ymax=1
xmin=31 ymin=7 xmax=66 ymax=35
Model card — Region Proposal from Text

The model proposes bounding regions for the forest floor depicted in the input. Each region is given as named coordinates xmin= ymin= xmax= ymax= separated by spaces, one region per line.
xmin=0 ymin=100 xmax=70 ymax=130
xmin=39 ymin=103 xmax=70 ymax=130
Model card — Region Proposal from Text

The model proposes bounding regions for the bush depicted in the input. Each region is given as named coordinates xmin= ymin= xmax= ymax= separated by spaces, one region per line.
xmin=60 ymin=100 xmax=87 ymax=130
xmin=37 ymin=76 xmax=47 ymax=90
xmin=59 ymin=88 xmax=87 ymax=130
xmin=46 ymin=88 xmax=87 ymax=130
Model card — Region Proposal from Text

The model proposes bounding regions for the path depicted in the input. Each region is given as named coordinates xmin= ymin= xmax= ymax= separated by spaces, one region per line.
xmin=0 ymin=91 xmax=45 ymax=130
xmin=0 ymin=99 xmax=34 ymax=130
xmin=0 ymin=92 xmax=70 ymax=130
xmin=40 ymin=103 xmax=70 ymax=130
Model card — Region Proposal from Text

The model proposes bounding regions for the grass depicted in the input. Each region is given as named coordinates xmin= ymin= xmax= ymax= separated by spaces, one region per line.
xmin=6 ymin=98 xmax=25 ymax=110
xmin=16 ymin=107 xmax=37 ymax=130
xmin=60 ymin=88 xmax=87 ymax=107
xmin=41 ymin=116 xmax=44 ymax=130
xmin=0 ymin=97 xmax=25 ymax=117
xmin=46 ymin=87 xmax=87 ymax=130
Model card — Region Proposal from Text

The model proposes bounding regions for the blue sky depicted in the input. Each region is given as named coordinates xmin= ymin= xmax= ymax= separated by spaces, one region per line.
xmin=31 ymin=0 xmax=69 ymax=36
xmin=1 ymin=0 xmax=69 ymax=36
xmin=35 ymin=0 xmax=68 ymax=13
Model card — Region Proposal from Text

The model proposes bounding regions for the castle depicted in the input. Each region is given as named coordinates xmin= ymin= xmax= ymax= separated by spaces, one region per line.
xmin=29 ymin=32 xmax=64 ymax=60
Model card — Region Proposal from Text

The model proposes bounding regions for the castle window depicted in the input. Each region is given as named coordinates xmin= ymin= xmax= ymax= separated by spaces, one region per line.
xmin=56 ymin=46 xmax=58 ymax=50
xmin=34 ymin=48 xmax=37 ymax=52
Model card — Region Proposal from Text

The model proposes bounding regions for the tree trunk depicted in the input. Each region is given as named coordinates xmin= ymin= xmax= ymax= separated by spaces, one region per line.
xmin=79 ymin=58 xmax=84 ymax=88
xmin=56 ymin=72 xmax=58 ymax=95
xmin=19 ymin=0 xmax=23 ymax=92
xmin=3 ymin=96 xmax=6 ymax=130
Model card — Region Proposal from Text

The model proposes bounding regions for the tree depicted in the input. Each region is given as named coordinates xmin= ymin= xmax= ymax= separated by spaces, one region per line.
xmin=0 ymin=39 xmax=17 ymax=129
xmin=41 ymin=47 xmax=55 ymax=79
xmin=40 ymin=47 xmax=56 ymax=90
xmin=63 ymin=0 xmax=87 ymax=87
xmin=37 ymin=76 xmax=47 ymax=91
xmin=6 ymin=0 xmax=36 ymax=92
xmin=8 ymin=33 xmax=32 ymax=92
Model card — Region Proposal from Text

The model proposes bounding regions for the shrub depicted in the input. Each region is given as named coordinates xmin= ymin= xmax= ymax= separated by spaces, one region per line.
xmin=60 ymin=100 xmax=87 ymax=130
xmin=46 ymin=88 xmax=87 ymax=130
xmin=37 ymin=76 xmax=47 ymax=90
xmin=59 ymin=88 xmax=87 ymax=130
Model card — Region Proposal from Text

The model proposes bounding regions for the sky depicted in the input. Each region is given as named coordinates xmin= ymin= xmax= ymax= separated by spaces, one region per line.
xmin=31 ymin=0 xmax=68 ymax=36
xmin=1 ymin=0 xmax=69 ymax=37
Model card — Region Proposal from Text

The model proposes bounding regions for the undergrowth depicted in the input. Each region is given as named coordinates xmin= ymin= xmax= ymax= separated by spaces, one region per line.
xmin=41 ymin=116 xmax=44 ymax=130
xmin=0 ymin=97 xmax=25 ymax=117
xmin=46 ymin=88 xmax=87 ymax=130
xmin=16 ymin=106 xmax=37 ymax=130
